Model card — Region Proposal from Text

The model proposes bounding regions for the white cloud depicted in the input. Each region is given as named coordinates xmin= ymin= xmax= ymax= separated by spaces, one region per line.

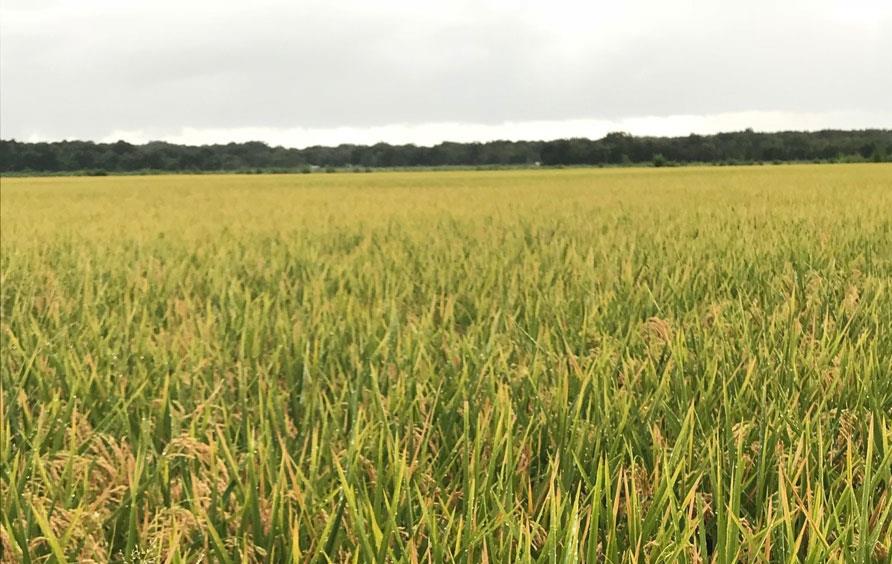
xmin=3 ymin=0 xmax=891 ymax=142
xmin=84 ymin=110 xmax=891 ymax=148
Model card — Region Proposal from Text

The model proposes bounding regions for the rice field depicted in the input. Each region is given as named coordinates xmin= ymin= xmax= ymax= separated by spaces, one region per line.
xmin=1 ymin=165 xmax=891 ymax=563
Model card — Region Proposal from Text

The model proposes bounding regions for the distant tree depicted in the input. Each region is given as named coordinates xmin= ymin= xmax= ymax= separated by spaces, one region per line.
xmin=3 ymin=130 xmax=891 ymax=173
xmin=860 ymin=143 xmax=876 ymax=159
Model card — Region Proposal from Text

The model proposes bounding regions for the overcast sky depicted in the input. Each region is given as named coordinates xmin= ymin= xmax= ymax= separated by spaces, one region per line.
xmin=1 ymin=0 xmax=890 ymax=147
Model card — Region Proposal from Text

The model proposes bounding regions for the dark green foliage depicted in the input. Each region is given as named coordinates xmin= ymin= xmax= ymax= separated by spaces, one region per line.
xmin=2 ymin=129 xmax=891 ymax=173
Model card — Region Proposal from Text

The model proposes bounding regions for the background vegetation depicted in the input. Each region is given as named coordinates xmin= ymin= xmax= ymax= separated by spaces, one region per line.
xmin=2 ymin=165 xmax=891 ymax=562
xmin=2 ymin=129 xmax=890 ymax=174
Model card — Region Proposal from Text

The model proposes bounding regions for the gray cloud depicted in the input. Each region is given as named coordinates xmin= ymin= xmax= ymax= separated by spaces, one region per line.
xmin=2 ymin=0 xmax=890 ymax=142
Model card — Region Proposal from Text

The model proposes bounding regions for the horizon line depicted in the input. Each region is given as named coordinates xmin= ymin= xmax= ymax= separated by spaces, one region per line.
xmin=4 ymin=126 xmax=891 ymax=153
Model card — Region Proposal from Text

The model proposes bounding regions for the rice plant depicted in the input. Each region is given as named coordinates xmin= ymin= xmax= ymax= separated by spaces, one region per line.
xmin=1 ymin=165 xmax=891 ymax=562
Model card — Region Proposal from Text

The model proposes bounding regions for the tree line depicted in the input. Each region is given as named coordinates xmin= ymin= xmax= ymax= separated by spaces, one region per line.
xmin=1 ymin=129 xmax=889 ymax=174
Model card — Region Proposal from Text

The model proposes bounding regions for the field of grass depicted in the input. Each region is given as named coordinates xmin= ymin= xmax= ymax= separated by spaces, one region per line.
xmin=1 ymin=165 xmax=891 ymax=562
